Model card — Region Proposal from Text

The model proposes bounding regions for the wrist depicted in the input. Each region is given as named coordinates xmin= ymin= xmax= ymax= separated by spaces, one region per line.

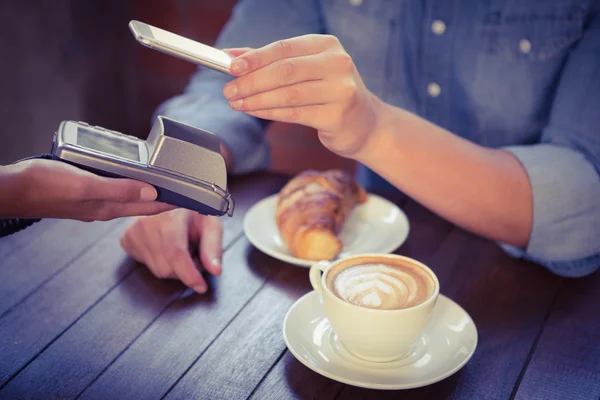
xmin=353 ymin=98 xmax=403 ymax=166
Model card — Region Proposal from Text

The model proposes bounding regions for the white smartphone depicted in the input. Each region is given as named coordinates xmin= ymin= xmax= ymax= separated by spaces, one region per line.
xmin=128 ymin=20 xmax=233 ymax=75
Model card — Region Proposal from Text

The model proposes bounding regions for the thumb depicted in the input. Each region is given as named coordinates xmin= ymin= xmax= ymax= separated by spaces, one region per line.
xmin=87 ymin=176 xmax=157 ymax=202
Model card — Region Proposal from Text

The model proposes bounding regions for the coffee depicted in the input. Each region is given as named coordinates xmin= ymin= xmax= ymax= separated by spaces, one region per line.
xmin=327 ymin=258 xmax=435 ymax=310
xmin=311 ymin=254 xmax=439 ymax=362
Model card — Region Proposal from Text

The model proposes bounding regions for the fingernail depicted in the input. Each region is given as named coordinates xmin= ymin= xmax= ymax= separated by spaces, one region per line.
xmin=223 ymin=84 xmax=238 ymax=99
xmin=229 ymin=99 xmax=242 ymax=109
xmin=140 ymin=186 xmax=157 ymax=201
xmin=211 ymin=257 xmax=222 ymax=274
xmin=230 ymin=59 xmax=248 ymax=74
xmin=193 ymin=284 xmax=207 ymax=294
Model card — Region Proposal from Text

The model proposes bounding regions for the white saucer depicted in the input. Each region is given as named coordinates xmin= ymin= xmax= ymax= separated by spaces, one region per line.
xmin=283 ymin=291 xmax=478 ymax=390
xmin=243 ymin=194 xmax=409 ymax=267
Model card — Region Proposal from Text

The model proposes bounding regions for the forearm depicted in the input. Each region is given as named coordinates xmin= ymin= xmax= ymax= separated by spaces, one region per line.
xmin=358 ymin=102 xmax=533 ymax=248
xmin=0 ymin=164 xmax=27 ymax=218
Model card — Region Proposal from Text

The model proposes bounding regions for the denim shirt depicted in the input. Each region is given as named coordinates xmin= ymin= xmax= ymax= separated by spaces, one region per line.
xmin=156 ymin=0 xmax=600 ymax=277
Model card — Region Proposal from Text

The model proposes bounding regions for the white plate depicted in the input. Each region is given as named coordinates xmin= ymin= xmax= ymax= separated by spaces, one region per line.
xmin=283 ymin=291 xmax=478 ymax=390
xmin=243 ymin=194 xmax=409 ymax=267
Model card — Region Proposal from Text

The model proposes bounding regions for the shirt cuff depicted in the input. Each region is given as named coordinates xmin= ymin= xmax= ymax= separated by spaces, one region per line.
xmin=498 ymin=143 xmax=600 ymax=275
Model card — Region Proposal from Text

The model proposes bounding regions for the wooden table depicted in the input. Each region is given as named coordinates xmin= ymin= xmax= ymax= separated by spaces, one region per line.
xmin=0 ymin=172 xmax=598 ymax=400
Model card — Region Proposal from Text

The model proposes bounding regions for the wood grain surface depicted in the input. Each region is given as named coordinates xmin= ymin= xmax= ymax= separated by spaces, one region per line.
xmin=0 ymin=173 xmax=597 ymax=400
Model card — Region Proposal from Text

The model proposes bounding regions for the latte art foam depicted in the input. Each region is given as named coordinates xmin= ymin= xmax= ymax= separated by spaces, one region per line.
xmin=330 ymin=263 xmax=434 ymax=310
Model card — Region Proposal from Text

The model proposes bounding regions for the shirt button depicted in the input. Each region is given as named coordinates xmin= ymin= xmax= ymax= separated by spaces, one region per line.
xmin=519 ymin=39 xmax=532 ymax=54
xmin=349 ymin=0 xmax=362 ymax=6
xmin=431 ymin=20 xmax=446 ymax=35
xmin=427 ymin=82 xmax=441 ymax=97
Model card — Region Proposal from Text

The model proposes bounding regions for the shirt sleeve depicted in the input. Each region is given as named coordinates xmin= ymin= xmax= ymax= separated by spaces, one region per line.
xmin=154 ymin=0 xmax=324 ymax=175
xmin=499 ymin=9 xmax=600 ymax=277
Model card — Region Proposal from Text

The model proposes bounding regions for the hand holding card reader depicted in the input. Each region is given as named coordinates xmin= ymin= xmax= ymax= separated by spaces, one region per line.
xmin=51 ymin=116 xmax=234 ymax=217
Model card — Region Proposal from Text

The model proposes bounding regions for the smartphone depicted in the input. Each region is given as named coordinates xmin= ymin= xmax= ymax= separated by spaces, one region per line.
xmin=129 ymin=20 xmax=233 ymax=75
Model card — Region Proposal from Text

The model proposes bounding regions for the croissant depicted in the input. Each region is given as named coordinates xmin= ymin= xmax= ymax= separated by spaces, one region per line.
xmin=275 ymin=169 xmax=368 ymax=261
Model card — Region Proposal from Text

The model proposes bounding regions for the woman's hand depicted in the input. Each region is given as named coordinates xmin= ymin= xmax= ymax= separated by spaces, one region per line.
xmin=0 ymin=159 xmax=174 ymax=221
xmin=223 ymin=34 xmax=384 ymax=159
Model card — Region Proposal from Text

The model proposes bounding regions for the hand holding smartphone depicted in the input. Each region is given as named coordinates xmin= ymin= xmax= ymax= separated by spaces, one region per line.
xmin=129 ymin=20 xmax=233 ymax=75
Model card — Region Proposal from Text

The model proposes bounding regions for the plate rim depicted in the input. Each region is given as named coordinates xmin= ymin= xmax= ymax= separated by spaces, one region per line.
xmin=243 ymin=193 xmax=410 ymax=267
xmin=282 ymin=291 xmax=479 ymax=390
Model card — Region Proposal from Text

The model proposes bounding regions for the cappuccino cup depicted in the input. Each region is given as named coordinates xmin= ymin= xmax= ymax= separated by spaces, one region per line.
xmin=309 ymin=253 xmax=439 ymax=363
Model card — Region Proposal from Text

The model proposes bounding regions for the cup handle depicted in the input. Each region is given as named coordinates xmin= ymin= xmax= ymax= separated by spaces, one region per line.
xmin=309 ymin=260 xmax=330 ymax=299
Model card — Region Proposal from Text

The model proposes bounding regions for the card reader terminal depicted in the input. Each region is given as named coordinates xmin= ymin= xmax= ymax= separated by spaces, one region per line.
xmin=51 ymin=116 xmax=234 ymax=217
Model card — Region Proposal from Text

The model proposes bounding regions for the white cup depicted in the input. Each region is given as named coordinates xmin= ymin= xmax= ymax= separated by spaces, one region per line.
xmin=309 ymin=254 xmax=440 ymax=363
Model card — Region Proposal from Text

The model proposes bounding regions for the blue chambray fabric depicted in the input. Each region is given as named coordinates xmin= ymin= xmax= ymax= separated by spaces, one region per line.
xmin=155 ymin=0 xmax=600 ymax=276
